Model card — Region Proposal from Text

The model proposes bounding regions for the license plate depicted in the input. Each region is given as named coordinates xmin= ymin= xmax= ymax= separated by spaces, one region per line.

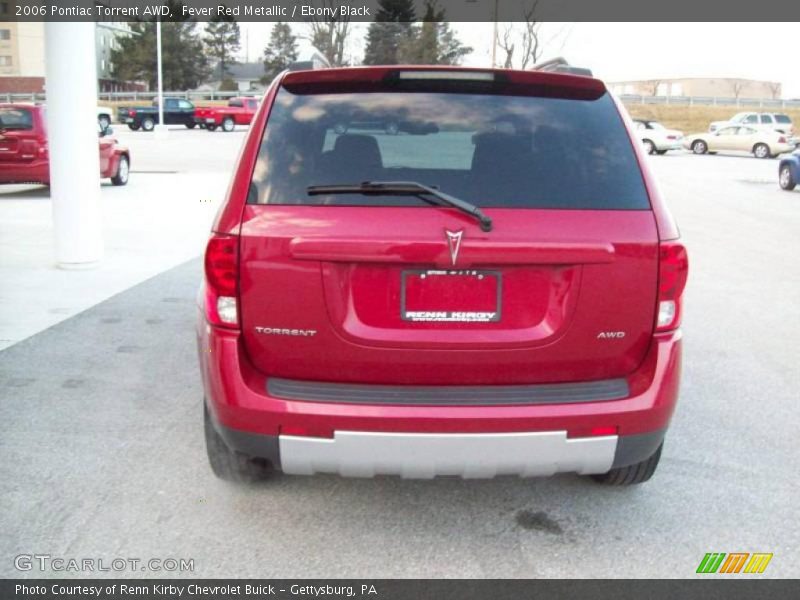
xmin=205 ymin=118 xmax=216 ymax=124
xmin=401 ymin=270 xmax=501 ymax=322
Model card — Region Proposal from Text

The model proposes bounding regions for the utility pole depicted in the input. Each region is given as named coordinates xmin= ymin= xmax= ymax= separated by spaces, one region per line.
xmin=491 ymin=0 xmax=499 ymax=67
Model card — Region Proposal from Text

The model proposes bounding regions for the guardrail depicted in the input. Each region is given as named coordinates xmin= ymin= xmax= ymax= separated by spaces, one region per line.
xmin=618 ymin=94 xmax=800 ymax=109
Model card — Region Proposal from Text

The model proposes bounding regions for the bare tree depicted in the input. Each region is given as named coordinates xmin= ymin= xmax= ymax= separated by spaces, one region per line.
xmin=767 ymin=81 xmax=781 ymax=100
xmin=497 ymin=24 xmax=515 ymax=68
xmin=648 ymin=80 xmax=663 ymax=97
xmin=497 ymin=1 xmax=541 ymax=69
xmin=305 ymin=0 xmax=351 ymax=66
xmin=518 ymin=1 xmax=541 ymax=69
xmin=730 ymin=80 xmax=746 ymax=100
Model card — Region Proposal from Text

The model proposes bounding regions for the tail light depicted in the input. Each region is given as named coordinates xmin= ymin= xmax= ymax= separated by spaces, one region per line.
xmin=778 ymin=136 xmax=787 ymax=144
xmin=204 ymin=234 xmax=239 ymax=328
xmin=656 ymin=241 xmax=689 ymax=332
xmin=128 ymin=109 xmax=136 ymax=116
xmin=667 ymin=135 xmax=678 ymax=140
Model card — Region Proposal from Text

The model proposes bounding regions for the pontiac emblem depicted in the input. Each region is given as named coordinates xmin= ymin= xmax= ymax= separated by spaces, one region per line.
xmin=445 ymin=230 xmax=463 ymax=266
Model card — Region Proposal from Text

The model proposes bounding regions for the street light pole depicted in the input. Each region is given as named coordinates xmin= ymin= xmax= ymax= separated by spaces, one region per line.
xmin=155 ymin=18 xmax=165 ymax=134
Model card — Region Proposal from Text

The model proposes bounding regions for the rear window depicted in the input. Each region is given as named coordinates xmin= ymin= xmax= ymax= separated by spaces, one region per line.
xmin=249 ymin=88 xmax=649 ymax=210
xmin=0 ymin=107 xmax=33 ymax=130
xmin=775 ymin=114 xmax=792 ymax=124
xmin=229 ymin=99 xmax=244 ymax=107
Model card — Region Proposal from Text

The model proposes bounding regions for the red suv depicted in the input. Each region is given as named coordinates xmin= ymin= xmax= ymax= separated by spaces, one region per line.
xmin=0 ymin=104 xmax=130 ymax=186
xmin=198 ymin=66 xmax=688 ymax=486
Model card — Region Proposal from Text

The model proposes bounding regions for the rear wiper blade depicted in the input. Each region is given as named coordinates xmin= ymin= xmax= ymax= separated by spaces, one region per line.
xmin=307 ymin=180 xmax=493 ymax=232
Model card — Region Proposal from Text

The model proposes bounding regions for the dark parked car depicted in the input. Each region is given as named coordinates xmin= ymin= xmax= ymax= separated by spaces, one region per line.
xmin=117 ymin=98 xmax=197 ymax=131
xmin=779 ymin=149 xmax=800 ymax=190
xmin=198 ymin=66 xmax=688 ymax=486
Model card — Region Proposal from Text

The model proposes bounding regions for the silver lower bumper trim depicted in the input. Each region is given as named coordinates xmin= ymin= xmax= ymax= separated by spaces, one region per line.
xmin=279 ymin=431 xmax=617 ymax=479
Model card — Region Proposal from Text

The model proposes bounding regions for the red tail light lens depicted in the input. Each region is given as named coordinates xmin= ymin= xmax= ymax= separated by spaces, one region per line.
xmin=128 ymin=109 xmax=136 ymax=116
xmin=778 ymin=136 xmax=787 ymax=144
xmin=656 ymin=241 xmax=689 ymax=332
xmin=204 ymin=234 xmax=239 ymax=328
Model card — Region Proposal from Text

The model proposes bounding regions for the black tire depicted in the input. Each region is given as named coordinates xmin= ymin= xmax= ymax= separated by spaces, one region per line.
xmin=204 ymin=403 xmax=273 ymax=483
xmin=642 ymin=139 xmax=656 ymax=155
xmin=111 ymin=155 xmax=129 ymax=186
xmin=753 ymin=143 xmax=771 ymax=159
xmin=222 ymin=117 xmax=235 ymax=132
xmin=98 ymin=115 xmax=111 ymax=129
xmin=779 ymin=165 xmax=797 ymax=190
xmin=185 ymin=122 xmax=196 ymax=129
xmin=691 ymin=139 xmax=708 ymax=155
xmin=656 ymin=149 xmax=668 ymax=155
xmin=206 ymin=124 xmax=217 ymax=132
xmin=141 ymin=117 xmax=155 ymax=132
xmin=592 ymin=443 xmax=663 ymax=485
xmin=128 ymin=123 xmax=140 ymax=131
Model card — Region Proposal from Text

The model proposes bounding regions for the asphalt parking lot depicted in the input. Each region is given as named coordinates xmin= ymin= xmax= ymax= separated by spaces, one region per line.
xmin=1 ymin=129 xmax=798 ymax=578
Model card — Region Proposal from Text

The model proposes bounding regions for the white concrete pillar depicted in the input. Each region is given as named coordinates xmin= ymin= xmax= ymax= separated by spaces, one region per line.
xmin=44 ymin=22 xmax=103 ymax=268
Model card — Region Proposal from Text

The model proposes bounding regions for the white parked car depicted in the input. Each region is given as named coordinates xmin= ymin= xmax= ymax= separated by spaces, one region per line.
xmin=632 ymin=119 xmax=684 ymax=155
xmin=97 ymin=106 xmax=113 ymax=129
xmin=709 ymin=112 xmax=795 ymax=140
xmin=684 ymin=125 xmax=795 ymax=159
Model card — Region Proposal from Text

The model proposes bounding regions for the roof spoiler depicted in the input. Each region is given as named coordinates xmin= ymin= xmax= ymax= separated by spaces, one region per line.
xmin=532 ymin=57 xmax=593 ymax=77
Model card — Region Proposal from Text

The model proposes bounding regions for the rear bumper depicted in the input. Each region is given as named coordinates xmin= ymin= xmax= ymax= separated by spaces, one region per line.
xmin=199 ymin=323 xmax=681 ymax=478
xmin=0 ymin=160 xmax=49 ymax=184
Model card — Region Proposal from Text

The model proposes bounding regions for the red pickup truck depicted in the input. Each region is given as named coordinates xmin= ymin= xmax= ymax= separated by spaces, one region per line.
xmin=194 ymin=97 xmax=260 ymax=132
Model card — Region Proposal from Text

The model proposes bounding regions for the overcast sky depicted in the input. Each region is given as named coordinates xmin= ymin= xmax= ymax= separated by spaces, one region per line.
xmin=239 ymin=22 xmax=800 ymax=98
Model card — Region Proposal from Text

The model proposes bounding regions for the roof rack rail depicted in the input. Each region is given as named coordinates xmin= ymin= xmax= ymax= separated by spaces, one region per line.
xmin=532 ymin=57 xmax=593 ymax=77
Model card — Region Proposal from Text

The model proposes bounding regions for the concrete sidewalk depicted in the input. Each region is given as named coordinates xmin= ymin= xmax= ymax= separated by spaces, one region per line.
xmin=0 ymin=127 xmax=243 ymax=350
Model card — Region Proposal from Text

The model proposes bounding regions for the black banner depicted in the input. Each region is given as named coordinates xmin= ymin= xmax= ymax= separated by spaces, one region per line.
xmin=6 ymin=0 xmax=800 ymax=22
xmin=2 ymin=580 xmax=800 ymax=600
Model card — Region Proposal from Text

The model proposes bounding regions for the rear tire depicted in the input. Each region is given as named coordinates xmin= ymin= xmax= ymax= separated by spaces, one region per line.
xmin=206 ymin=124 xmax=217 ymax=132
xmin=691 ymin=140 xmax=708 ymax=155
xmin=204 ymin=403 xmax=273 ymax=483
xmin=186 ymin=122 xmax=196 ymax=129
xmin=780 ymin=165 xmax=797 ymax=190
xmin=222 ymin=117 xmax=235 ymax=132
xmin=111 ymin=155 xmax=129 ymax=186
xmin=753 ymin=143 xmax=771 ymax=159
xmin=642 ymin=139 xmax=656 ymax=155
xmin=98 ymin=115 xmax=111 ymax=129
xmin=128 ymin=123 xmax=140 ymax=131
xmin=591 ymin=443 xmax=662 ymax=485
xmin=141 ymin=117 xmax=155 ymax=132
xmin=656 ymin=149 xmax=668 ymax=155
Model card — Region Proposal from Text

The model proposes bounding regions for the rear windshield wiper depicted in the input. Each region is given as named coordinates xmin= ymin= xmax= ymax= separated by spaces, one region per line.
xmin=307 ymin=180 xmax=493 ymax=232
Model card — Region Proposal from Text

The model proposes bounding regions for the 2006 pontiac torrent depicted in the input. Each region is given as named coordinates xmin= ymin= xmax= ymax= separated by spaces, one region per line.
xmin=197 ymin=65 xmax=688 ymax=485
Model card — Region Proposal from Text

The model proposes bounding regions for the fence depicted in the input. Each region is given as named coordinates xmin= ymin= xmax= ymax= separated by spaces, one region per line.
xmin=4 ymin=90 xmax=800 ymax=109
xmin=618 ymin=94 xmax=800 ymax=109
